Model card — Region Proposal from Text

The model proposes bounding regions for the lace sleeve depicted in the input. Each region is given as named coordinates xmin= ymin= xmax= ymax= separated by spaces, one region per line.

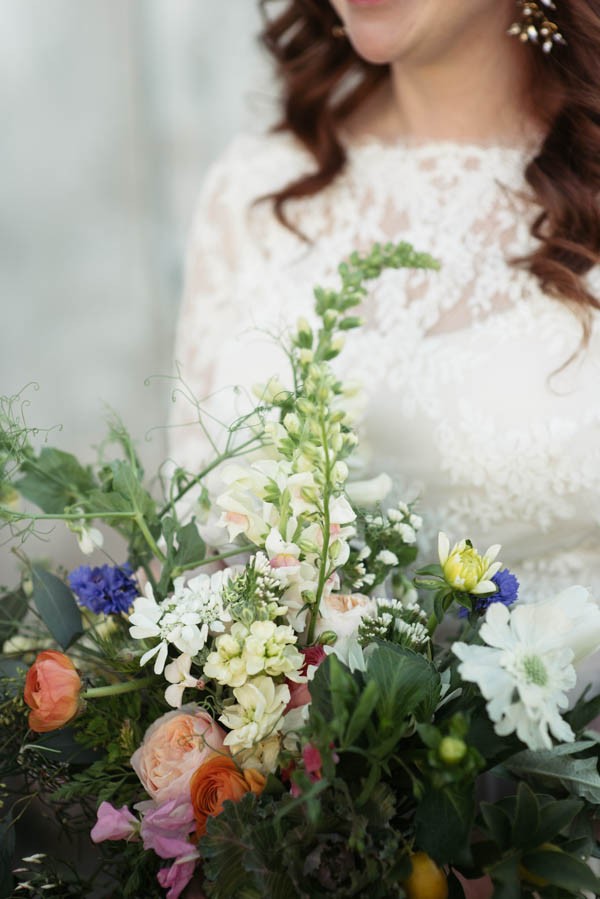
xmin=168 ymin=146 xmax=245 ymax=474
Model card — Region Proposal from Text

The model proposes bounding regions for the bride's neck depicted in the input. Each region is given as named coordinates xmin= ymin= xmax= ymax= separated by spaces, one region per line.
xmin=347 ymin=29 xmax=558 ymax=147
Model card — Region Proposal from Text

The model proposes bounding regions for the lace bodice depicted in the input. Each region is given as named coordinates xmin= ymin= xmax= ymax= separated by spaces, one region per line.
xmin=170 ymin=130 xmax=600 ymax=628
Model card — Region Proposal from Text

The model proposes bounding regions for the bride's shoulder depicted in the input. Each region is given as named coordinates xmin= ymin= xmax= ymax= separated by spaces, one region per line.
xmin=202 ymin=129 xmax=312 ymax=203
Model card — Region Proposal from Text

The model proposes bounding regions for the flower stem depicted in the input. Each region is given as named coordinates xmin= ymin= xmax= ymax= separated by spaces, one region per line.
xmin=83 ymin=676 xmax=155 ymax=700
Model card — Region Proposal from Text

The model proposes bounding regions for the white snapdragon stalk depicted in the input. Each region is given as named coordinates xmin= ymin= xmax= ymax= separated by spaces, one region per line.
xmin=453 ymin=587 xmax=600 ymax=751
xmin=438 ymin=532 xmax=502 ymax=594
xmin=219 ymin=676 xmax=290 ymax=749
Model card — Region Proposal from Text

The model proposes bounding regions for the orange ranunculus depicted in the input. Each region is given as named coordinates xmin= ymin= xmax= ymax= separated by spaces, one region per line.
xmin=24 ymin=650 xmax=82 ymax=733
xmin=190 ymin=756 xmax=266 ymax=836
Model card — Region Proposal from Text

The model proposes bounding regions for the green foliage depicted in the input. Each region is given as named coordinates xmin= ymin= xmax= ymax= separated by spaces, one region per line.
xmin=31 ymin=564 xmax=83 ymax=649
xmin=0 ymin=587 xmax=28 ymax=645
xmin=504 ymin=741 xmax=600 ymax=804
xmin=474 ymin=783 xmax=599 ymax=897
xmin=16 ymin=447 xmax=97 ymax=513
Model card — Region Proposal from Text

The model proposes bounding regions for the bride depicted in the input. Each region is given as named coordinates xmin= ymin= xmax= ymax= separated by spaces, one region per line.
xmin=171 ymin=0 xmax=600 ymax=612
xmin=170 ymin=3 xmax=599 ymax=894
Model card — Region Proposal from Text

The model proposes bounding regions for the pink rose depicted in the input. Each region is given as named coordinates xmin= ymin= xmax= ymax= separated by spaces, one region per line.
xmin=131 ymin=703 xmax=227 ymax=804
xmin=286 ymin=645 xmax=326 ymax=711
xmin=157 ymin=858 xmax=198 ymax=899
xmin=90 ymin=801 xmax=138 ymax=843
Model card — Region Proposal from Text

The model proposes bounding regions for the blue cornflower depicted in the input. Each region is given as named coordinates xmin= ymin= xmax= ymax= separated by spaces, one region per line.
xmin=68 ymin=563 xmax=138 ymax=615
xmin=458 ymin=568 xmax=520 ymax=618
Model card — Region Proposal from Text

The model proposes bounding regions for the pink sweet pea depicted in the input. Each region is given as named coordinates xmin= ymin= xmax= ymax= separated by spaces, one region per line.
xmin=140 ymin=799 xmax=196 ymax=860
xmin=157 ymin=857 xmax=198 ymax=899
xmin=90 ymin=801 xmax=138 ymax=843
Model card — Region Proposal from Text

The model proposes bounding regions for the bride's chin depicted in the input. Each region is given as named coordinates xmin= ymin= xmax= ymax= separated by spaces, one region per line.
xmin=345 ymin=27 xmax=416 ymax=66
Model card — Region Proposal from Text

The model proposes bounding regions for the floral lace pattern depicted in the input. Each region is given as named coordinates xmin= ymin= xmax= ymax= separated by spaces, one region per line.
xmin=171 ymin=131 xmax=600 ymax=616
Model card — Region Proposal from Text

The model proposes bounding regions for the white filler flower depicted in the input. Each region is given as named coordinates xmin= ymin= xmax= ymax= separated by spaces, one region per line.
xmin=453 ymin=587 xmax=600 ymax=751
xmin=129 ymin=571 xmax=231 ymax=675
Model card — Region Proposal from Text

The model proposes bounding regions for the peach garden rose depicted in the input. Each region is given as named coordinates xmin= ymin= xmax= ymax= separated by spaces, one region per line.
xmin=131 ymin=703 xmax=227 ymax=804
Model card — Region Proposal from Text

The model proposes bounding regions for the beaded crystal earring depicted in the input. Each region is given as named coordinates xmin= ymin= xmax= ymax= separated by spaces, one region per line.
xmin=508 ymin=1 xmax=567 ymax=53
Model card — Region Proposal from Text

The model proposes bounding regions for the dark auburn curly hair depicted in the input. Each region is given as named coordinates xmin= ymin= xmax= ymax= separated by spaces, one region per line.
xmin=258 ymin=0 xmax=600 ymax=340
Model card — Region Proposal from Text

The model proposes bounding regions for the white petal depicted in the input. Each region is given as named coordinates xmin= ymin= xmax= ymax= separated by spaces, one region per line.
xmin=438 ymin=532 xmax=450 ymax=565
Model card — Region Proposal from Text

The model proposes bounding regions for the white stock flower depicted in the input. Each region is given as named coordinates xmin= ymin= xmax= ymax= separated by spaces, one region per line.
xmin=164 ymin=654 xmax=199 ymax=708
xmin=235 ymin=734 xmax=281 ymax=774
xmin=243 ymin=620 xmax=304 ymax=679
xmin=204 ymin=620 xmax=303 ymax=687
xmin=453 ymin=598 xmax=590 ymax=751
xmin=203 ymin=623 xmax=248 ymax=687
xmin=438 ymin=532 xmax=502 ymax=594
xmin=220 ymin=676 xmax=290 ymax=749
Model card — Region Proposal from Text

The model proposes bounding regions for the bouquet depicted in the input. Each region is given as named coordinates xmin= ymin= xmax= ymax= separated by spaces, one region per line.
xmin=1 ymin=243 xmax=599 ymax=899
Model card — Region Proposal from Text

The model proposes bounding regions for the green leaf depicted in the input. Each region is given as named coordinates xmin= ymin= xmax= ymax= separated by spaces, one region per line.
xmin=344 ymin=679 xmax=380 ymax=745
xmin=110 ymin=460 xmax=156 ymax=521
xmin=16 ymin=447 xmax=96 ymax=513
xmin=521 ymin=848 xmax=600 ymax=893
xmin=533 ymin=797 xmax=583 ymax=846
xmin=505 ymin=745 xmax=600 ymax=804
xmin=480 ymin=801 xmax=512 ymax=848
xmin=172 ymin=519 xmax=206 ymax=568
xmin=414 ymin=783 xmax=474 ymax=864
xmin=367 ymin=643 xmax=441 ymax=736
xmin=511 ymin=783 xmax=540 ymax=848
xmin=31 ymin=565 xmax=83 ymax=649
xmin=566 ymin=687 xmax=600 ymax=733
xmin=0 ymin=589 xmax=28 ymax=644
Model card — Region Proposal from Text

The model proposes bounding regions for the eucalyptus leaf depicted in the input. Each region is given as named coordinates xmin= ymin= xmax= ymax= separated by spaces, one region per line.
xmin=31 ymin=565 xmax=83 ymax=649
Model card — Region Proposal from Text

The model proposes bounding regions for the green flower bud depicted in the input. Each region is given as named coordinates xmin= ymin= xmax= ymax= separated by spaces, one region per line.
xmin=438 ymin=736 xmax=467 ymax=766
xmin=317 ymin=630 xmax=337 ymax=646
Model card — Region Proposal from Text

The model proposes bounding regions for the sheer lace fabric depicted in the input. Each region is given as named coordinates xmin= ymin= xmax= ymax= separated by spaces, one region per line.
xmin=170 ymin=131 xmax=600 ymax=624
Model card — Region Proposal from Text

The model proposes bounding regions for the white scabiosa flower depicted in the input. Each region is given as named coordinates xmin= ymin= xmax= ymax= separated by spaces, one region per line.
xmin=452 ymin=591 xmax=600 ymax=751
xmin=438 ymin=532 xmax=501 ymax=594
xmin=219 ymin=676 xmax=290 ymax=749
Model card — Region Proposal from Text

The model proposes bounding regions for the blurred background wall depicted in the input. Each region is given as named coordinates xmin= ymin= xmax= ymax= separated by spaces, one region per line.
xmin=1 ymin=0 xmax=274 ymax=582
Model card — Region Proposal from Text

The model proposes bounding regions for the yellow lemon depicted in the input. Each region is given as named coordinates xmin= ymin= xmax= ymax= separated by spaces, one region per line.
xmin=403 ymin=852 xmax=449 ymax=899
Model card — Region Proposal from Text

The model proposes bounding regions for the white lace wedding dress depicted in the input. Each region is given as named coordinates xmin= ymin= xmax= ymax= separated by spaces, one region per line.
xmin=169 ymin=130 xmax=600 ymax=685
